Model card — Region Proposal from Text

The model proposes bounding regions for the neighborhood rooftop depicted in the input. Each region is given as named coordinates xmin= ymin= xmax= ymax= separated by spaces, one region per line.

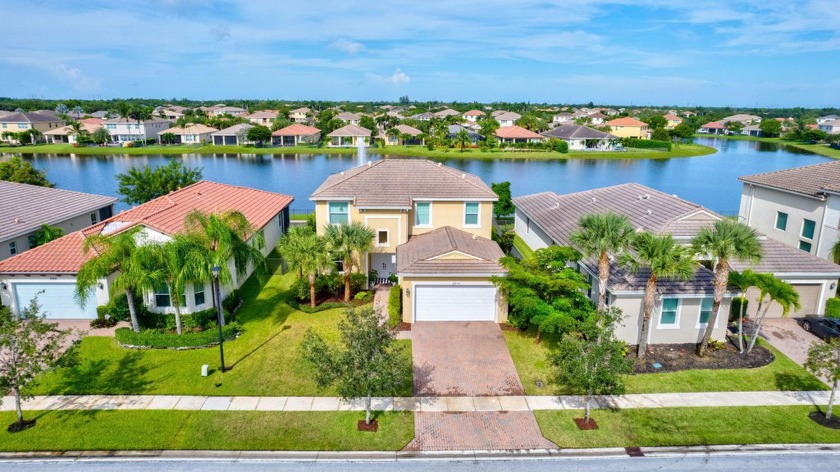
xmin=541 ymin=124 xmax=616 ymax=140
xmin=397 ymin=226 xmax=505 ymax=276
xmin=738 ymin=160 xmax=840 ymax=197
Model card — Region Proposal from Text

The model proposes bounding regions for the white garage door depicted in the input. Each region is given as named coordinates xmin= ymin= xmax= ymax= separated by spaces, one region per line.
xmin=414 ymin=285 xmax=497 ymax=322
xmin=13 ymin=282 xmax=96 ymax=319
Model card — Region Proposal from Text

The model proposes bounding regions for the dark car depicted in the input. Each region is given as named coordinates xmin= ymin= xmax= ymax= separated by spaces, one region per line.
xmin=802 ymin=315 xmax=840 ymax=341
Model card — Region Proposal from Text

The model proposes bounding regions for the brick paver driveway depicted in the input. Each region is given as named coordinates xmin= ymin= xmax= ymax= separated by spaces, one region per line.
xmin=405 ymin=411 xmax=557 ymax=451
xmin=412 ymin=321 xmax=525 ymax=397
xmin=761 ymin=318 xmax=824 ymax=366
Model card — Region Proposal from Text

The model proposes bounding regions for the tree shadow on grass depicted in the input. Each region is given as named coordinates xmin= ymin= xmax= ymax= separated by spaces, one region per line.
xmin=47 ymin=351 xmax=153 ymax=395
xmin=774 ymin=372 xmax=827 ymax=392
xmin=229 ymin=325 xmax=291 ymax=369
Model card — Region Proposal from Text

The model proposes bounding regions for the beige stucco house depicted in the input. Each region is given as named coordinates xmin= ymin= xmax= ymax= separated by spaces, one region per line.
xmin=327 ymin=124 xmax=371 ymax=147
xmin=605 ymin=117 xmax=649 ymax=139
xmin=289 ymin=107 xmax=313 ymax=123
xmin=310 ymin=159 xmax=508 ymax=323
xmin=0 ymin=111 xmax=64 ymax=143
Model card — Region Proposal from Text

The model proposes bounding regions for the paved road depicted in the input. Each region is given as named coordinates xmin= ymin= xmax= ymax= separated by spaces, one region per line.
xmin=1 ymin=452 xmax=840 ymax=471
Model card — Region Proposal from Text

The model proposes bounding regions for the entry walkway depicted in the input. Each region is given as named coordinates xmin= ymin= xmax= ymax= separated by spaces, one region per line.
xmin=1 ymin=391 xmax=831 ymax=412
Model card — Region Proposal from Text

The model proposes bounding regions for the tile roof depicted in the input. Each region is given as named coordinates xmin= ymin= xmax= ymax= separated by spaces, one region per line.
xmin=327 ymin=124 xmax=372 ymax=137
xmin=434 ymin=108 xmax=461 ymax=117
xmin=463 ymin=110 xmax=485 ymax=116
xmin=103 ymin=117 xmax=169 ymax=125
xmin=700 ymin=121 xmax=725 ymax=129
xmin=290 ymin=107 xmax=311 ymax=114
xmin=663 ymin=113 xmax=682 ymax=121
xmin=582 ymin=259 xmax=717 ymax=295
xmin=0 ymin=181 xmax=116 ymax=242
xmin=393 ymin=124 xmax=422 ymax=136
xmin=588 ymin=112 xmax=607 ymax=119
xmin=42 ymin=122 xmax=102 ymax=136
xmin=606 ymin=117 xmax=647 ymax=127
xmin=272 ymin=123 xmax=320 ymax=136
xmin=731 ymin=237 xmax=840 ymax=275
xmin=160 ymin=124 xmax=218 ymax=135
xmin=495 ymin=125 xmax=544 ymax=139
xmin=310 ymin=159 xmax=498 ymax=208
xmin=211 ymin=123 xmax=253 ymax=136
xmin=738 ymin=160 xmax=840 ymax=198
xmin=397 ymin=226 xmax=506 ymax=275
xmin=336 ymin=112 xmax=363 ymax=121
xmin=493 ymin=112 xmax=522 ymax=121
xmin=541 ymin=124 xmax=616 ymax=140
xmin=0 ymin=111 xmax=62 ymax=123
xmin=0 ymin=181 xmax=293 ymax=274
xmin=245 ymin=110 xmax=279 ymax=119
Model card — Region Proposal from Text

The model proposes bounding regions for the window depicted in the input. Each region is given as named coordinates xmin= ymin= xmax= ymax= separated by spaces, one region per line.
xmin=193 ymin=283 xmax=205 ymax=306
xmin=415 ymin=202 xmax=430 ymax=226
xmin=377 ymin=230 xmax=389 ymax=246
xmin=801 ymin=219 xmax=816 ymax=240
xmin=464 ymin=202 xmax=480 ymax=226
xmin=90 ymin=213 xmax=97 ymax=224
xmin=526 ymin=217 xmax=530 ymax=234
xmin=698 ymin=298 xmax=713 ymax=325
xmin=154 ymin=285 xmax=171 ymax=307
xmin=334 ymin=260 xmax=344 ymax=273
xmin=775 ymin=212 xmax=788 ymax=231
xmin=8 ymin=241 xmax=16 ymax=255
xmin=328 ymin=202 xmax=349 ymax=225
xmin=28 ymin=235 xmax=36 ymax=249
xmin=659 ymin=298 xmax=679 ymax=326
xmin=799 ymin=240 xmax=812 ymax=252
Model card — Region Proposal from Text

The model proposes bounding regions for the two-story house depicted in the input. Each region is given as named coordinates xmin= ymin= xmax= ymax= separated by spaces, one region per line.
xmin=310 ymin=159 xmax=508 ymax=323
xmin=103 ymin=117 xmax=171 ymax=144
xmin=0 ymin=111 xmax=64 ymax=143
xmin=605 ymin=117 xmax=649 ymax=139
xmin=289 ymin=107 xmax=313 ymax=123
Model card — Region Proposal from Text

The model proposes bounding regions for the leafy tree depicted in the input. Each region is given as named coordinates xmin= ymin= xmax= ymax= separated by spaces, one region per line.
xmin=759 ymin=119 xmax=782 ymax=138
xmin=117 ymin=160 xmax=202 ymax=205
xmin=551 ymin=306 xmax=632 ymax=423
xmin=324 ymin=222 xmax=376 ymax=302
xmin=300 ymin=307 xmax=409 ymax=425
xmin=277 ymin=227 xmax=332 ymax=307
xmin=725 ymin=121 xmax=744 ymax=135
xmin=745 ymin=273 xmax=800 ymax=353
xmin=0 ymin=157 xmax=54 ymax=187
xmin=270 ymin=115 xmax=292 ymax=132
xmin=478 ymin=117 xmax=500 ymax=138
xmin=651 ymin=128 xmax=670 ymax=142
xmin=672 ymin=123 xmax=696 ymax=140
xmin=32 ymin=224 xmax=64 ymax=247
xmin=621 ymin=232 xmax=697 ymax=359
xmin=515 ymin=114 xmax=546 ymax=132
xmin=54 ymin=103 xmax=69 ymax=115
xmin=159 ymin=132 xmax=177 ymax=145
xmin=358 ymin=115 xmax=376 ymax=132
xmin=805 ymin=340 xmax=840 ymax=420
xmin=728 ymin=270 xmax=759 ymax=353
xmin=831 ymin=238 xmax=840 ymax=264
xmin=0 ymin=298 xmax=71 ymax=430
xmin=802 ymin=128 xmax=828 ymax=143
xmin=246 ymin=125 xmax=272 ymax=146
xmin=399 ymin=95 xmax=411 ymax=105
xmin=490 ymin=181 xmax=515 ymax=218
xmin=570 ymin=212 xmax=634 ymax=312
xmin=91 ymin=127 xmax=111 ymax=145
xmin=692 ymin=219 xmax=762 ymax=356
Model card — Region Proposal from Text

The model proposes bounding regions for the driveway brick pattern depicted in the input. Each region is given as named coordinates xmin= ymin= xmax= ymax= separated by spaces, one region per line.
xmin=760 ymin=318 xmax=824 ymax=366
xmin=412 ymin=322 xmax=525 ymax=397
xmin=405 ymin=411 xmax=557 ymax=451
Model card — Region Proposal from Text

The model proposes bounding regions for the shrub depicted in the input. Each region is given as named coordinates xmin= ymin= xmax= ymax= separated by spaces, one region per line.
xmin=289 ymin=300 xmax=354 ymax=313
xmin=350 ymin=272 xmax=367 ymax=293
xmin=493 ymin=230 xmax=515 ymax=254
xmin=317 ymin=272 xmax=343 ymax=297
xmin=223 ymin=289 xmax=242 ymax=314
xmin=620 ymin=137 xmax=672 ymax=151
xmin=115 ymin=322 xmax=240 ymax=349
xmin=89 ymin=317 xmax=118 ymax=329
xmin=354 ymin=291 xmax=373 ymax=302
xmin=368 ymin=270 xmax=379 ymax=285
xmin=827 ymin=298 xmax=840 ymax=319
xmin=387 ymin=273 xmax=398 ymax=284
xmin=291 ymin=276 xmax=310 ymax=302
xmin=388 ymin=284 xmax=402 ymax=329
xmin=730 ymin=296 xmax=748 ymax=321
xmin=97 ymin=293 xmax=134 ymax=322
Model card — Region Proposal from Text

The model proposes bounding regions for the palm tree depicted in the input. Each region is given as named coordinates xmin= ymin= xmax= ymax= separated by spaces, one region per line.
xmin=67 ymin=121 xmax=86 ymax=144
xmin=147 ymin=235 xmax=203 ymax=335
xmin=692 ymin=219 xmax=762 ymax=356
xmin=324 ymin=222 xmax=375 ymax=302
xmin=728 ymin=269 xmax=758 ymax=354
xmin=745 ymin=274 xmax=800 ymax=353
xmin=277 ymin=226 xmax=314 ymax=278
xmin=830 ymin=238 xmax=840 ymax=264
xmin=385 ymin=127 xmax=400 ymax=145
xmin=622 ymin=231 xmax=698 ymax=359
xmin=131 ymin=106 xmax=153 ymax=146
xmin=115 ymin=102 xmax=133 ymax=144
xmin=283 ymin=230 xmax=332 ymax=307
xmin=76 ymin=229 xmax=163 ymax=332
xmin=570 ymin=212 xmax=634 ymax=312
xmin=455 ymin=129 xmax=471 ymax=152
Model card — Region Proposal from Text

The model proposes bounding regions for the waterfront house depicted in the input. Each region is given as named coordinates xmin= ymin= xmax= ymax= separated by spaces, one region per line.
xmin=211 ymin=123 xmax=254 ymax=145
xmin=271 ymin=123 xmax=321 ymax=146
xmin=159 ymin=124 xmax=217 ymax=145
xmin=327 ymin=124 xmax=371 ymax=147
xmin=604 ymin=117 xmax=648 ymax=139
xmin=540 ymin=124 xmax=617 ymax=150
xmin=103 ymin=117 xmax=171 ymax=144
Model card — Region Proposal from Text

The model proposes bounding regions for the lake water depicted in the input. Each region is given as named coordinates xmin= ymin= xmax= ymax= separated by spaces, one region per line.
xmin=6 ymin=138 xmax=832 ymax=214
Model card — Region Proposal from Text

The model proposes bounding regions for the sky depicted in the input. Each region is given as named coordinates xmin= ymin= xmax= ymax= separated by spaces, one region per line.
xmin=2 ymin=0 xmax=839 ymax=107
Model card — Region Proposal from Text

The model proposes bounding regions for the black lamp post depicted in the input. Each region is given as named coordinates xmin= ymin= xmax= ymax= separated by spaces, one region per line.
xmin=211 ymin=265 xmax=226 ymax=373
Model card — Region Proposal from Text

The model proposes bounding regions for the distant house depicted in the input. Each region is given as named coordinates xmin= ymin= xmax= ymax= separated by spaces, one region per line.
xmin=410 ymin=112 xmax=434 ymax=121
xmin=0 ymin=111 xmax=64 ymax=143
xmin=159 ymin=124 xmax=218 ymax=144
xmin=43 ymin=122 xmax=102 ymax=144
xmin=383 ymin=124 xmax=424 ymax=146
xmin=462 ymin=110 xmax=485 ymax=122
xmin=159 ymin=108 xmax=185 ymax=121
xmin=434 ymin=108 xmax=461 ymax=118
xmin=210 ymin=106 xmax=247 ymax=117
xmin=211 ymin=123 xmax=254 ymax=146
xmin=663 ymin=113 xmax=683 ymax=129
xmin=818 ymin=120 xmax=840 ymax=135
xmin=722 ymin=114 xmax=761 ymax=125
xmin=605 ymin=117 xmax=648 ymax=139
xmin=448 ymin=124 xmax=482 ymax=144
xmin=271 ymin=123 xmax=321 ymax=146
xmin=817 ymin=114 xmax=840 ymax=125
xmin=552 ymin=113 xmax=575 ymax=124
xmin=289 ymin=107 xmax=312 ymax=123
xmin=494 ymin=111 xmax=522 ymax=127
xmin=587 ymin=112 xmax=607 ymax=125
xmin=327 ymin=124 xmax=371 ymax=147
xmin=495 ymin=125 xmax=544 ymax=144
xmin=103 ymin=117 xmax=171 ymax=144
xmin=335 ymin=112 xmax=363 ymax=125
xmin=698 ymin=121 xmax=726 ymax=135
xmin=540 ymin=124 xmax=617 ymax=150
xmin=741 ymin=124 xmax=763 ymax=137
xmin=244 ymin=110 xmax=278 ymax=126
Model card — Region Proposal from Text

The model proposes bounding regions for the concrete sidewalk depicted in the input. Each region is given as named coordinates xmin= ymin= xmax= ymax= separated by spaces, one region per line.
xmin=1 ymin=391 xmax=831 ymax=413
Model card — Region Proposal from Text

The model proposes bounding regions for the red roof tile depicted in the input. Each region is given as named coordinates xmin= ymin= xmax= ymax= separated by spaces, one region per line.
xmin=271 ymin=123 xmax=320 ymax=136
xmin=606 ymin=117 xmax=647 ymax=127
xmin=494 ymin=125 xmax=544 ymax=139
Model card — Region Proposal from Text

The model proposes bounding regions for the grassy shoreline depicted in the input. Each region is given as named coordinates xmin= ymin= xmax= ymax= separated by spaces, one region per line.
xmin=1 ymin=142 xmax=717 ymax=160
xmin=695 ymin=134 xmax=840 ymax=159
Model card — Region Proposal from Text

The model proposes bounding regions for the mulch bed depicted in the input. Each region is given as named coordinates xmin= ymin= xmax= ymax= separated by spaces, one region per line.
xmin=396 ymin=322 xmax=411 ymax=331
xmin=573 ymin=418 xmax=599 ymax=430
xmin=499 ymin=324 xmax=522 ymax=332
xmin=7 ymin=419 xmax=36 ymax=433
xmin=809 ymin=411 xmax=840 ymax=430
xmin=628 ymin=339 xmax=774 ymax=374
xmin=357 ymin=420 xmax=379 ymax=432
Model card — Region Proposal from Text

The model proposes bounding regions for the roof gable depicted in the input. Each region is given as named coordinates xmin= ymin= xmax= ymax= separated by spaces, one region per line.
xmin=397 ymin=226 xmax=505 ymax=275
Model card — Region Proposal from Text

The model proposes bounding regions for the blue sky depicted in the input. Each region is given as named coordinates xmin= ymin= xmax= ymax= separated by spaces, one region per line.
xmin=2 ymin=0 xmax=839 ymax=107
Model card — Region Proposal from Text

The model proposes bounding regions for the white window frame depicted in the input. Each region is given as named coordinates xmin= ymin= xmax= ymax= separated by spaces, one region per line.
xmin=9 ymin=241 xmax=17 ymax=255
xmin=464 ymin=202 xmax=480 ymax=227
xmin=328 ymin=201 xmax=350 ymax=225
xmin=193 ymin=282 xmax=206 ymax=306
xmin=800 ymin=218 xmax=816 ymax=240
xmin=695 ymin=297 xmax=717 ymax=329
xmin=154 ymin=285 xmax=172 ymax=308
xmin=798 ymin=240 xmax=813 ymax=253
xmin=774 ymin=211 xmax=788 ymax=231
xmin=656 ymin=298 xmax=681 ymax=330
xmin=414 ymin=202 xmax=432 ymax=228
xmin=376 ymin=229 xmax=389 ymax=247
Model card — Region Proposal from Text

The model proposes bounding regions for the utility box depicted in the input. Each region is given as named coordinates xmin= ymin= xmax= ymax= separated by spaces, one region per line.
xmin=201 ymin=364 xmax=209 ymax=377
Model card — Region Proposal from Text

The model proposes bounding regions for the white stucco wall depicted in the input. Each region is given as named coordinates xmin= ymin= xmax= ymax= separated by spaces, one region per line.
xmin=817 ymin=193 xmax=840 ymax=260
xmin=740 ymin=183 xmax=827 ymax=256
xmin=514 ymin=208 xmax=552 ymax=252
xmin=610 ymin=294 xmax=730 ymax=345
xmin=0 ymin=210 xmax=110 ymax=261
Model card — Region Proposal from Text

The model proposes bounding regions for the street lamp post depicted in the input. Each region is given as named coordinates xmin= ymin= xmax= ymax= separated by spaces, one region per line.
xmin=211 ymin=265 xmax=226 ymax=373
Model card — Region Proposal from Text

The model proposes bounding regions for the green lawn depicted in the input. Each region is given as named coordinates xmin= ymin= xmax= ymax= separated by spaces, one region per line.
xmin=7 ymin=143 xmax=717 ymax=160
xmin=513 ymin=235 xmax=535 ymax=259
xmin=503 ymin=328 xmax=826 ymax=395
xmin=0 ymin=410 xmax=413 ymax=451
xmin=32 ymin=267 xmax=413 ymax=396
xmin=535 ymin=406 xmax=840 ymax=448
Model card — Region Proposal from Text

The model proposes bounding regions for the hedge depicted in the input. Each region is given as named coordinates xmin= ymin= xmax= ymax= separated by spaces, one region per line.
xmin=827 ymin=298 xmax=840 ymax=319
xmin=115 ymin=322 xmax=240 ymax=349
xmin=620 ymin=137 xmax=672 ymax=151
xmin=388 ymin=284 xmax=402 ymax=329
xmin=730 ymin=296 xmax=748 ymax=321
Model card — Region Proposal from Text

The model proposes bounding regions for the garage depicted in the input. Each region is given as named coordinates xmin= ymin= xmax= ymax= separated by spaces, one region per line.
xmin=13 ymin=282 xmax=96 ymax=319
xmin=750 ymin=284 xmax=822 ymax=318
xmin=414 ymin=284 xmax=497 ymax=322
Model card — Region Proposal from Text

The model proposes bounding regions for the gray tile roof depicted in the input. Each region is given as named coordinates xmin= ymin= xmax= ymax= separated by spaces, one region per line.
xmin=0 ymin=181 xmax=116 ymax=242
xmin=211 ymin=123 xmax=253 ymax=136
xmin=541 ymin=124 xmax=616 ymax=140
xmin=731 ymin=237 xmax=840 ymax=275
xmin=0 ymin=111 xmax=62 ymax=123
xmin=582 ymin=260 xmax=717 ymax=295
xmin=327 ymin=124 xmax=371 ymax=138
xmin=738 ymin=160 xmax=840 ymax=198
xmin=397 ymin=226 xmax=506 ymax=275
xmin=310 ymin=159 xmax=498 ymax=208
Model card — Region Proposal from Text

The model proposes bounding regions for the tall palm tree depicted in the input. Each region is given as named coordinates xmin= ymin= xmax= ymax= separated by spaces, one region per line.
xmin=728 ymin=269 xmax=758 ymax=354
xmin=324 ymin=222 xmax=375 ymax=302
xmin=622 ymin=231 xmax=698 ymax=359
xmin=385 ymin=127 xmax=400 ymax=145
xmin=693 ymin=219 xmax=762 ymax=356
xmin=745 ymin=274 xmax=800 ymax=353
xmin=277 ymin=226 xmax=315 ymax=278
xmin=283 ymin=230 xmax=332 ymax=307
xmin=76 ymin=229 xmax=163 ymax=332
xmin=570 ymin=212 xmax=634 ymax=312
xmin=115 ymin=102 xmax=133 ymax=144
xmin=147 ymin=235 xmax=203 ymax=335
xmin=67 ymin=121 xmax=86 ymax=144
xmin=455 ymin=129 xmax=471 ymax=152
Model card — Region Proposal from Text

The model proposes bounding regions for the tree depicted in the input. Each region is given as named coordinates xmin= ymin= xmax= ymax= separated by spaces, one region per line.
xmin=300 ymin=307 xmax=408 ymax=425
xmin=117 ymin=160 xmax=202 ymax=205
xmin=91 ymin=127 xmax=111 ymax=145
xmin=805 ymin=340 xmax=840 ymax=420
xmin=692 ymin=219 xmax=762 ymax=356
xmin=270 ymin=115 xmax=292 ymax=132
xmin=570 ymin=212 xmax=634 ymax=312
xmin=651 ymin=128 xmax=671 ymax=142
xmin=67 ymin=121 xmax=87 ymax=142
xmin=130 ymin=106 xmax=153 ymax=146
xmin=147 ymin=235 xmax=203 ymax=335
xmin=54 ymin=103 xmax=69 ymax=115
xmin=759 ymin=119 xmax=782 ymax=138
xmin=358 ymin=115 xmax=376 ymax=132
xmin=0 ymin=157 xmax=53 ymax=187
xmin=831 ymin=238 xmax=840 ymax=264
xmin=745 ymin=273 xmax=800 ymax=353
xmin=672 ymin=123 xmax=696 ymax=140
xmin=277 ymin=227 xmax=332 ymax=307
xmin=621 ymin=232 xmax=697 ymax=359
xmin=478 ymin=117 xmax=500 ymax=139
xmin=0 ymin=298 xmax=71 ymax=430
xmin=802 ymin=128 xmax=828 ymax=143
xmin=642 ymin=115 xmax=668 ymax=130
xmin=728 ymin=269 xmax=759 ymax=354
xmin=490 ymin=181 xmax=515 ymax=218
xmin=515 ymin=114 xmax=546 ymax=132
xmin=551 ymin=306 xmax=632 ymax=423
xmin=725 ymin=121 xmax=744 ymax=135
xmin=324 ymin=222 xmax=375 ymax=302
xmin=454 ymin=128 xmax=470 ymax=152
xmin=159 ymin=132 xmax=177 ymax=145
xmin=32 ymin=224 xmax=64 ymax=247
xmin=246 ymin=125 xmax=272 ymax=146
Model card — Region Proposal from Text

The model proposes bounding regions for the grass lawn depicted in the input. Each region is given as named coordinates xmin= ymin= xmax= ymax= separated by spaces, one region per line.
xmin=0 ymin=410 xmax=413 ymax=451
xmin=7 ymin=143 xmax=717 ymax=160
xmin=32 ymin=265 xmax=413 ymax=396
xmin=503 ymin=328 xmax=826 ymax=395
xmin=535 ymin=406 xmax=840 ymax=448
xmin=513 ymin=234 xmax=535 ymax=259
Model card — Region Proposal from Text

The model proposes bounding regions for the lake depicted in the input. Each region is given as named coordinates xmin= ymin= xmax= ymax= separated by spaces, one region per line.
xmin=6 ymin=138 xmax=833 ymax=214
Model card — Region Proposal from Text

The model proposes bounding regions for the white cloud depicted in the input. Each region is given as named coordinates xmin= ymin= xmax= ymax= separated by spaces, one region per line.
xmin=330 ymin=38 xmax=364 ymax=55
xmin=50 ymin=63 xmax=101 ymax=92
xmin=366 ymin=68 xmax=410 ymax=85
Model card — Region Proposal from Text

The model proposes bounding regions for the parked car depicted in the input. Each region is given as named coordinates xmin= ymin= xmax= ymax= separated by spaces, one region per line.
xmin=802 ymin=315 xmax=840 ymax=341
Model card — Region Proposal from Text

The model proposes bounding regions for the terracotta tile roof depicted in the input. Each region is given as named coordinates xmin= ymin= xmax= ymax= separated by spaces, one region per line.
xmin=80 ymin=118 xmax=103 ymax=125
xmin=0 ymin=181 xmax=293 ymax=274
xmin=700 ymin=121 xmax=725 ymax=129
xmin=541 ymin=124 xmax=616 ymax=140
xmin=310 ymin=159 xmax=498 ymax=208
xmin=0 ymin=181 xmax=116 ymax=242
xmin=393 ymin=124 xmax=422 ymax=136
xmin=495 ymin=125 xmax=544 ymax=139
xmin=160 ymin=124 xmax=218 ymax=135
xmin=397 ymin=226 xmax=506 ymax=275
xmin=327 ymin=124 xmax=372 ymax=137
xmin=272 ymin=123 xmax=320 ymax=136
xmin=463 ymin=110 xmax=485 ymax=116
xmin=103 ymin=117 xmax=169 ymax=125
xmin=606 ymin=117 xmax=647 ymax=127
xmin=738 ymin=160 xmax=840 ymax=198
xmin=663 ymin=113 xmax=682 ymax=121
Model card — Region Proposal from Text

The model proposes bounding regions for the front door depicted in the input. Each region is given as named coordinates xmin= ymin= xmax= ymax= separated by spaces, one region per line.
xmin=371 ymin=253 xmax=396 ymax=279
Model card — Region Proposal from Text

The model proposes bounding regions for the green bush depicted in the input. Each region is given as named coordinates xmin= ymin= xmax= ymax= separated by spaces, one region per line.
xmin=620 ymin=137 xmax=672 ymax=151
xmin=317 ymin=272 xmax=343 ymax=297
xmin=388 ymin=284 xmax=402 ymax=329
xmin=493 ymin=230 xmax=515 ymax=254
xmin=354 ymin=291 xmax=373 ymax=302
xmin=115 ymin=322 xmax=240 ymax=349
xmin=730 ymin=296 xmax=748 ymax=321
xmin=139 ymin=307 xmax=232 ymax=331
xmin=350 ymin=272 xmax=367 ymax=292
xmin=291 ymin=277 xmax=310 ymax=302
xmin=826 ymin=298 xmax=840 ymax=319
xmin=98 ymin=293 xmax=135 ymax=322
xmin=223 ymin=289 xmax=242 ymax=314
